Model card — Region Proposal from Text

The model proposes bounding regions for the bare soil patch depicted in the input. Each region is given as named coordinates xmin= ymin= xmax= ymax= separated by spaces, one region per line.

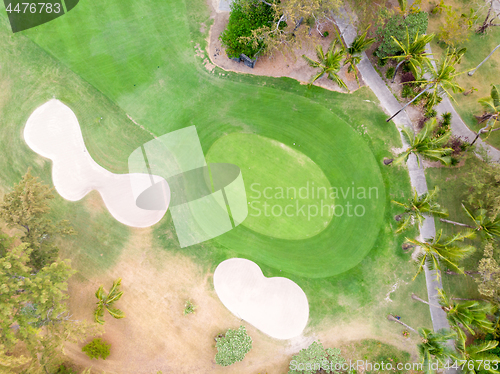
xmin=63 ymin=228 xmax=403 ymax=373
xmin=64 ymin=228 xmax=291 ymax=373
xmin=206 ymin=3 xmax=363 ymax=93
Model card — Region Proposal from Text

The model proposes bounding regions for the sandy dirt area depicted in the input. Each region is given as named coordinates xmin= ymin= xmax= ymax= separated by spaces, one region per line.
xmin=206 ymin=0 xmax=364 ymax=93
xmin=63 ymin=223 xmax=416 ymax=373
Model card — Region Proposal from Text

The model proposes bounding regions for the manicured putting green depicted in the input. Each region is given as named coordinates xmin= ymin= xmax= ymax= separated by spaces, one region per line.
xmin=206 ymin=133 xmax=334 ymax=240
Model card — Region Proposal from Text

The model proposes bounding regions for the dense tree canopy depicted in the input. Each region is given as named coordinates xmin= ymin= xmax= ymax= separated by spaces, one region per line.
xmin=219 ymin=0 xmax=276 ymax=59
xmin=375 ymin=11 xmax=428 ymax=59
xmin=0 ymin=236 xmax=99 ymax=373
xmin=0 ymin=170 xmax=74 ymax=271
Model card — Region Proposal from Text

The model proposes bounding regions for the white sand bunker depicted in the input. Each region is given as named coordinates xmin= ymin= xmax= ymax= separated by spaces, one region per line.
xmin=214 ymin=258 xmax=309 ymax=339
xmin=24 ymin=100 xmax=169 ymax=227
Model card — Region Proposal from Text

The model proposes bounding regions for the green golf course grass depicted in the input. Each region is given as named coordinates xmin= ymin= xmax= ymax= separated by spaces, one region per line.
xmin=207 ymin=133 xmax=336 ymax=240
xmin=0 ymin=0 xmax=432 ymax=329
xmin=206 ymin=127 xmax=385 ymax=277
xmin=206 ymin=133 xmax=335 ymax=240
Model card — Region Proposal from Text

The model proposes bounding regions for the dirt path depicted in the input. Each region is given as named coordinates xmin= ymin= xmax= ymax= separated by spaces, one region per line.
xmin=63 ymin=224 xmax=409 ymax=373
xmin=64 ymin=227 xmax=293 ymax=373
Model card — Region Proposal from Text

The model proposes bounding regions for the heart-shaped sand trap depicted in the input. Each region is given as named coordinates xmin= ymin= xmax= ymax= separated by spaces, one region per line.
xmin=214 ymin=258 xmax=309 ymax=339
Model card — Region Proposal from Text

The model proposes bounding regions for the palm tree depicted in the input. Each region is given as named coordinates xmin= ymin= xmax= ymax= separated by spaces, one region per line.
xmin=387 ymin=49 xmax=466 ymax=122
xmin=457 ymin=338 xmax=500 ymax=374
xmin=472 ymin=84 xmax=500 ymax=145
xmin=387 ymin=315 xmax=457 ymax=373
xmin=412 ymin=289 xmax=495 ymax=341
xmin=406 ymin=229 xmax=476 ymax=280
xmin=394 ymin=118 xmax=453 ymax=166
xmin=440 ymin=204 xmax=500 ymax=241
xmin=94 ymin=278 xmax=125 ymax=324
xmin=418 ymin=328 xmax=457 ymax=373
xmin=341 ymin=29 xmax=375 ymax=85
xmin=392 ymin=187 xmax=448 ymax=233
xmin=388 ymin=30 xmax=434 ymax=83
xmin=302 ymin=42 xmax=347 ymax=90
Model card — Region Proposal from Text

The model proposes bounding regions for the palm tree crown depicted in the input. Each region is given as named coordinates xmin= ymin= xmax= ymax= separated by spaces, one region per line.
xmin=437 ymin=289 xmax=495 ymax=341
xmin=389 ymin=30 xmax=434 ymax=83
xmin=417 ymin=327 xmax=457 ymax=373
xmin=416 ymin=48 xmax=467 ymax=108
xmin=406 ymin=229 xmax=476 ymax=280
xmin=457 ymin=339 xmax=500 ymax=374
xmin=395 ymin=118 xmax=453 ymax=166
xmin=473 ymin=84 xmax=500 ymax=144
xmin=94 ymin=278 xmax=125 ymax=324
xmin=392 ymin=187 xmax=448 ymax=233
xmin=441 ymin=204 xmax=500 ymax=241
xmin=343 ymin=29 xmax=375 ymax=84
xmin=302 ymin=42 xmax=347 ymax=90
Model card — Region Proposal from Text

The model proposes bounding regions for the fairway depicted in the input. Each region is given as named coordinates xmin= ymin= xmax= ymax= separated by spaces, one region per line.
xmin=0 ymin=0 xmax=390 ymax=278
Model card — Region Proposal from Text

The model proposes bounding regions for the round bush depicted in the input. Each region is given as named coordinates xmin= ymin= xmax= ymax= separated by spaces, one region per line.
xmin=82 ymin=338 xmax=111 ymax=360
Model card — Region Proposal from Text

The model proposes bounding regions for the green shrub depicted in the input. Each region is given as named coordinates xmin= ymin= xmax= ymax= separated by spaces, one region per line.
xmin=401 ymin=85 xmax=415 ymax=99
xmin=215 ymin=326 xmax=252 ymax=366
xmin=322 ymin=31 xmax=329 ymax=37
xmin=375 ymin=12 xmax=428 ymax=58
xmin=385 ymin=66 xmax=395 ymax=79
xmin=441 ymin=112 xmax=452 ymax=129
xmin=377 ymin=57 xmax=387 ymax=67
xmin=55 ymin=364 xmax=76 ymax=374
xmin=183 ymin=300 xmax=196 ymax=315
xmin=82 ymin=338 xmax=111 ymax=360
xmin=219 ymin=0 xmax=276 ymax=59
xmin=412 ymin=93 xmax=426 ymax=106
xmin=288 ymin=341 xmax=348 ymax=374
xmin=425 ymin=108 xmax=438 ymax=118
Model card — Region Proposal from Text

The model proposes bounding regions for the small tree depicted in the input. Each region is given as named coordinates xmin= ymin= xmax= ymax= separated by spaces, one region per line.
xmin=94 ymin=278 xmax=125 ymax=324
xmin=477 ymin=0 xmax=500 ymax=33
xmin=215 ymin=326 xmax=252 ymax=366
xmin=375 ymin=11 xmax=429 ymax=59
xmin=438 ymin=7 xmax=477 ymax=46
xmin=477 ymin=243 xmax=500 ymax=304
xmin=219 ymin=0 xmax=276 ymax=59
xmin=82 ymin=338 xmax=111 ymax=360
xmin=288 ymin=341 xmax=349 ymax=374
xmin=472 ymin=84 xmax=500 ymax=145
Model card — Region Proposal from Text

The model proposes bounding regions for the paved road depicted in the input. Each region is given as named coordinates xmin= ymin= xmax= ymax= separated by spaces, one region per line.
xmin=423 ymin=45 xmax=500 ymax=162
xmin=335 ymin=9 xmax=458 ymax=372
